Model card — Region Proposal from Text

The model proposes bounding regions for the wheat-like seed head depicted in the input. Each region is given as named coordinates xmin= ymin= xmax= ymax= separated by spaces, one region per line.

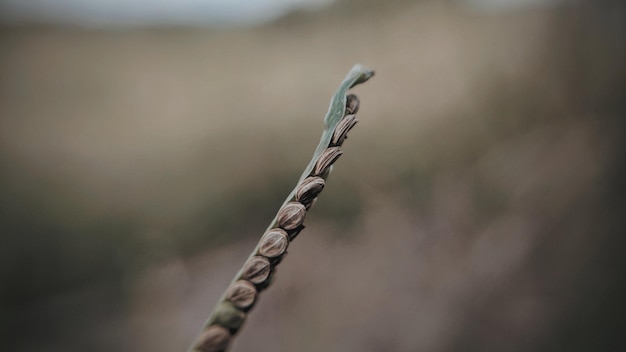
xmin=189 ymin=65 xmax=374 ymax=352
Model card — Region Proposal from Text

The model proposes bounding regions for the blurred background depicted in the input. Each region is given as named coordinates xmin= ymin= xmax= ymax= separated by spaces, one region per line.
xmin=1 ymin=0 xmax=625 ymax=351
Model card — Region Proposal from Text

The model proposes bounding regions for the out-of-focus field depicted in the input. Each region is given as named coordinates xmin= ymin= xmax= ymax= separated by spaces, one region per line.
xmin=1 ymin=1 xmax=625 ymax=351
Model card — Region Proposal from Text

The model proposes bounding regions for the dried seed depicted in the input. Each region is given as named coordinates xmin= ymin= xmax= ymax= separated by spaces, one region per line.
xmin=258 ymin=229 xmax=289 ymax=257
xmin=226 ymin=280 xmax=257 ymax=310
xmin=241 ymin=256 xmax=271 ymax=285
xmin=276 ymin=202 xmax=307 ymax=230
xmin=295 ymin=176 xmax=325 ymax=206
xmin=194 ymin=325 xmax=231 ymax=352
xmin=313 ymin=147 xmax=343 ymax=176
xmin=345 ymin=94 xmax=360 ymax=115
xmin=331 ymin=114 xmax=358 ymax=146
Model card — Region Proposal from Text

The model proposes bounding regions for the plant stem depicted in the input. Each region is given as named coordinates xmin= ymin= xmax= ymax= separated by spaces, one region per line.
xmin=188 ymin=64 xmax=374 ymax=352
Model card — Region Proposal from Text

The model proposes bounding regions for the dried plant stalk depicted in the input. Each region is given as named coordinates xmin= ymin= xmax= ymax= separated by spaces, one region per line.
xmin=188 ymin=64 xmax=374 ymax=352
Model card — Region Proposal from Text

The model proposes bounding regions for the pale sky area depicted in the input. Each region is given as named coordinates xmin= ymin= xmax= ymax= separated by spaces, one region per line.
xmin=0 ymin=0 xmax=561 ymax=27
xmin=0 ymin=0 xmax=334 ymax=27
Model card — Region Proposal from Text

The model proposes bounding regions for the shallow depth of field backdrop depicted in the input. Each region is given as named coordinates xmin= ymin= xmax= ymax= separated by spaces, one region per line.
xmin=1 ymin=0 xmax=625 ymax=351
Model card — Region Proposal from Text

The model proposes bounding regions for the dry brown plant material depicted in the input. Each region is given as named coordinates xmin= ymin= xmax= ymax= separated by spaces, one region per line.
xmin=225 ymin=280 xmax=257 ymax=310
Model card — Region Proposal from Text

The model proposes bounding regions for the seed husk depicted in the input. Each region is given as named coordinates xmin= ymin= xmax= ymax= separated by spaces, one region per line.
xmin=193 ymin=325 xmax=231 ymax=352
xmin=258 ymin=229 xmax=289 ymax=257
xmin=226 ymin=280 xmax=257 ymax=310
xmin=332 ymin=114 xmax=358 ymax=146
xmin=313 ymin=147 xmax=343 ymax=176
xmin=295 ymin=176 xmax=325 ymax=206
xmin=276 ymin=202 xmax=307 ymax=230
xmin=241 ymin=256 xmax=271 ymax=285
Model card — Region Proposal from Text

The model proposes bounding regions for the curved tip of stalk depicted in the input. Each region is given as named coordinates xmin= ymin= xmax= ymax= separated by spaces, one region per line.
xmin=350 ymin=64 xmax=375 ymax=87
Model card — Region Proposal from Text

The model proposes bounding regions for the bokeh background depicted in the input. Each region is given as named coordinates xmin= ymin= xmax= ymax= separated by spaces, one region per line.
xmin=1 ymin=0 xmax=625 ymax=351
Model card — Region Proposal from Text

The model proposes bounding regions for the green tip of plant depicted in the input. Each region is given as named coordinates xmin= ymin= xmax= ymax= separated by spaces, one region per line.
xmin=350 ymin=64 xmax=375 ymax=86
xmin=324 ymin=64 xmax=375 ymax=128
